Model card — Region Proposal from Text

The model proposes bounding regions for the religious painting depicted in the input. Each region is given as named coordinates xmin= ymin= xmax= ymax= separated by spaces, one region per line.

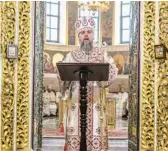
xmin=154 ymin=44 xmax=167 ymax=59
xmin=43 ymin=52 xmax=54 ymax=73
xmin=6 ymin=44 xmax=18 ymax=59
xmin=43 ymin=51 xmax=65 ymax=73
xmin=109 ymin=51 xmax=129 ymax=75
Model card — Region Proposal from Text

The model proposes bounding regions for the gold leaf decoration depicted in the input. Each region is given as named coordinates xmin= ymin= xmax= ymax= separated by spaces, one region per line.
xmin=141 ymin=1 xmax=156 ymax=150
xmin=16 ymin=1 xmax=30 ymax=149
xmin=157 ymin=2 xmax=168 ymax=151
xmin=1 ymin=2 xmax=16 ymax=150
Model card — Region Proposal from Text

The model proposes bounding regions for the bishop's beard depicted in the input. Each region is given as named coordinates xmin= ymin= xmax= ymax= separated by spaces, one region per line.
xmin=80 ymin=41 xmax=93 ymax=55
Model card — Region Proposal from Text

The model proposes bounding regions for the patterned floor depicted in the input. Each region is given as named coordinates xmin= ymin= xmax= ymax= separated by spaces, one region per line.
xmin=42 ymin=107 xmax=128 ymax=150
xmin=42 ymin=106 xmax=128 ymax=138
xmin=42 ymin=137 xmax=128 ymax=151
xmin=42 ymin=128 xmax=128 ymax=138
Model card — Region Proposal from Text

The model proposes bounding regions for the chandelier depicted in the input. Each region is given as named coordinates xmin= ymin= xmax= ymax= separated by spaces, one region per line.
xmin=78 ymin=1 xmax=110 ymax=13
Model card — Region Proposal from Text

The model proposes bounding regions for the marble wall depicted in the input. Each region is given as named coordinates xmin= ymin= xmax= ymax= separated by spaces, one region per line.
xmin=128 ymin=2 xmax=140 ymax=151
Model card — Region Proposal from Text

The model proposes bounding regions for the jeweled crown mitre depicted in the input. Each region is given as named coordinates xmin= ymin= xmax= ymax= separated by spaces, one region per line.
xmin=74 ymin=17 xmax=95 ymax=34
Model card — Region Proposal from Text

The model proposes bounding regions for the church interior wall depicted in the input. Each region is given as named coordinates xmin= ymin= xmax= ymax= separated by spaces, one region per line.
xmin=0 ymin=1 xmax=168 ymax=151
xmin=43 ymin=1 xmax=129 ymax=94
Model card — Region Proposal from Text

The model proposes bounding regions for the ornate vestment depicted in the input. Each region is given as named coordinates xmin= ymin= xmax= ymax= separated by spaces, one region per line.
xmin=62 ymin=47 xmax=118 ymax=151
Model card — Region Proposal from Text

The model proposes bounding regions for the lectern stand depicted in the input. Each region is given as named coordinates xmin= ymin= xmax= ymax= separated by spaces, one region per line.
xmin=57 ymin=63 xmax=109 ymax=151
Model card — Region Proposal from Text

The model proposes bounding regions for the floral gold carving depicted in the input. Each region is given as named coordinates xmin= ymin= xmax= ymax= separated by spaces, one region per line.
xmin=157 ymin=2 xmax=168 ymax=151
xmin=16 ymin=1 xmax=30 ymax=149
xmin=141 ymin=2 xmax=156 ymax=150
xmin=1 ymin=2 xmax=16 ymax=150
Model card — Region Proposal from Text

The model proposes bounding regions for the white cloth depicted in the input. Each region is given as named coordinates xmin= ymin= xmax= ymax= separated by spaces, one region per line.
xmin=43 ymin=91 xmax=57 ymax=116
xmin=43 ymin=91 xmax=50 ymax=116
xmin=56 ymin=91 xmax=62 ymax=103
xmin=49 ymin=91 xmax=57 ymax=115
xmin=117 ymin=92 xmax=128 ymax=116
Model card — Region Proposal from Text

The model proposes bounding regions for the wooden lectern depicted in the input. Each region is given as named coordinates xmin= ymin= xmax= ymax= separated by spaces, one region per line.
xmin=57 ymin=63 xmax=109 ymax=151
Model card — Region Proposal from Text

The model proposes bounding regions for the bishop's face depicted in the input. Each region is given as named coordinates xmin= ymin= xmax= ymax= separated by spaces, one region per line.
xmin=78 ymin=29 xmax=94 ymax=45
xmin=78 ymin=29 xmax=94 ymax=52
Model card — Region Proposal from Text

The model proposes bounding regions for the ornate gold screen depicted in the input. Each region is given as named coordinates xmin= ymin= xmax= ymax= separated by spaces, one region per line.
xmin=141 ymin=2 xmax=168 ymax=150
xmin=1 ymin=1 xmax=31 ymax=150
xmin=141 ymin=2 xmax=156 ymax=150
xmin=157 ymin=2 xmax=168 ymax=151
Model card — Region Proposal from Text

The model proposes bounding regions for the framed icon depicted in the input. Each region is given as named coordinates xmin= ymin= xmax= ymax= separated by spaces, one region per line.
xmin=154 ymin=44 xmax=167 ymax=59
xmin=7 ymin=44 xmax=18 ymax=59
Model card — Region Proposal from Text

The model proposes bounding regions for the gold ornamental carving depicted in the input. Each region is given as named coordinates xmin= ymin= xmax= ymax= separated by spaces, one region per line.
xmin=1 ymin=2 xmax=16 ymax=150
xmin=16 ymin=1 xmax=30 ymax=149
xmin=1 ymin=1 xmax=31 ymax=150
xmin=157 ymin=2 xmax=168 ymax=151
xmin=0 ymin=2 xmax=2 ymax=44
xmin=141 ymin=2 xmax=156 ymax=150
